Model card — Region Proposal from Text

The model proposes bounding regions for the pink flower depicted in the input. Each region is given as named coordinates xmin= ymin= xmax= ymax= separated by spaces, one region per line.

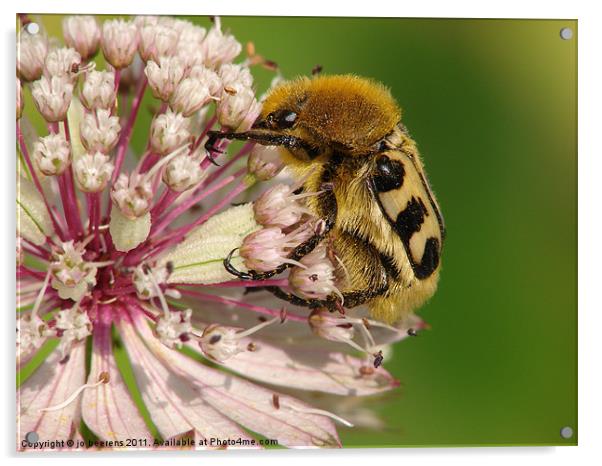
xmin=62 ymin=16 xmax=101 ymax=60
xmin=16 ymin=14 xmax=415 ymax=452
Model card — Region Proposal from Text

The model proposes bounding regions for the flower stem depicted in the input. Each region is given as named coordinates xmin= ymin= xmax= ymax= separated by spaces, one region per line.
xmin=150 ymin=167 xmax=246 ymax=238
xmin=111 ymin=76 xmax=148 ymax=185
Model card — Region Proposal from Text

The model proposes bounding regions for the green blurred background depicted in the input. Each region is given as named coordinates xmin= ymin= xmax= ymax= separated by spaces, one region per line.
xmin=24 ymin=16 xmax=577 ymax=447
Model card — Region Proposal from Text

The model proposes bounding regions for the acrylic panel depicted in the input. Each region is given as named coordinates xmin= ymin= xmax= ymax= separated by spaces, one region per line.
xmin=16 ymin=14 xmax=577 ymax=451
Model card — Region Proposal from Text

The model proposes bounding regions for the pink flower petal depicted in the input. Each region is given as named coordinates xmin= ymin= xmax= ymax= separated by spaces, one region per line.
xmin=17 ymin=340 xmax=86 ymax=450
xmin=199 ymin=336 xmax=399 ymax=396
xmin=116 ymin=304 xmax=258 ymax=445
xmin=127 ymin=306 xmax=341 ymax=448
xmin=81 ymin=305 xmax=152 ymax=443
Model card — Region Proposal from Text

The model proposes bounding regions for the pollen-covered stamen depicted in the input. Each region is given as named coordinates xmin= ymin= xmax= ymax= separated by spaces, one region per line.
xmin=196 ymin=316 xmax=281 ymax=362
xmin=253 ymin=184 xmax=319 ymax=229
xmin=289 ymin=244 xmax=344 ymax=303
xmin=32 ymin=133 xmax=71 ymax=176
xmin=80 ymin=108 xmax=121 ymax=153
xmin=39 ymin=371 xmax=109 ymax=413
xmin=54 ymin=304 xmax=93 ymax=357
xmin=239 ymin=227 xmax=307 ymax=272
xmin=247 ymin=145 xmax=285 ymax=181
xmin=80 ymin=70 xmax=117 ymax=110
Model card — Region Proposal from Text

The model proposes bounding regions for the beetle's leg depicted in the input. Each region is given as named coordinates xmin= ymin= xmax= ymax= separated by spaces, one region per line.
xmin=264 ymin=284 xmax=389 ymax=311
xmin=223 ymin=188 xmax=337 ymax=280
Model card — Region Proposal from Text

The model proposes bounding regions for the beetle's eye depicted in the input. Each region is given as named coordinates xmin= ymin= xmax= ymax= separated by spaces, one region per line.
xmin=274 ymin=110 xmax=298 ymax=129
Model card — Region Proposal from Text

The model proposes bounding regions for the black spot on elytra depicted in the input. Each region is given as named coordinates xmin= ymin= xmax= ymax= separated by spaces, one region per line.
xmin=395 ymin=196 xmax=440 ymax=279
xmin=395 ymin=196 xmax=428 ymax=243
xmin=413 ymin=237 xmax=440 ymax=279
xmin=373 ymin=155 xmax=405 ymax=192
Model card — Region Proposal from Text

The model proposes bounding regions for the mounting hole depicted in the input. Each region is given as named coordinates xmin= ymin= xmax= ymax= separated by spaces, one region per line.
xmin=25 ymin=431 xmax=39 ymax=444
xmin=560 ymin=27 xmax=573 ymax=40
xmin=25 ymin=22 xmax=40 ymax=35
xmin=560 ymin=426 xmax=574 ymax=439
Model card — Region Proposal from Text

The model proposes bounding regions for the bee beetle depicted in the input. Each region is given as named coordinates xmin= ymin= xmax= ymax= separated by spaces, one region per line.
xmin=206 ymin=75 xmax=445 ymax=324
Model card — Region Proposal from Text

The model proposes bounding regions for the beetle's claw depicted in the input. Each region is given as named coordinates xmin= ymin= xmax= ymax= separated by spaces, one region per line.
xmin=223 ymin=248 xmax=254 ymax=280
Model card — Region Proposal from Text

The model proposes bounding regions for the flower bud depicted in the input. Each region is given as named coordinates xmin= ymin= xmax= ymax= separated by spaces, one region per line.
xmin=156 ymin=309 xmax=192 ymax=349
xmin=162 ymin=148 xmax=206 ymax=192
xmin=145 ymin=56 xmax=186 ymax=102
xmin=101 ymin=19 xmax=139 ymax=69
xmin=111 ymin=172 xmax=153 ymax=219
xmin=199 ymin=325 xmax=243 ymax=362
xmin=50 ymin=240 xmax=98 ymax=297
xmin=309 ymin=310 xmax=355 ymax=344
xmin=32 ymin=133 xmax=71 ymax=176
xmin=176 ymin=43 xmax=205 ymax=71
xmin=132 ymin=264 xmax=170 ymax=300
xmin=18 ymin=314 xmax=48 ymax=354
xmin=62 ymin=15 xmax=101 ymax=60
xmin=247 ymin=145 xmax=285 ymax=181
xmin=216 ymin=86 xmax=261 ymax=131
xmin=133 ymin=15 xmax=159 ymax=29
xmin=254 ymin=184 xmax=310 ymax=228
xmin=240 ymin=227 xmax=303 ymax=272
xmin=149 ymin=109 xmax=191 ymax=156
xmin=219 ymin=63 xmax=253 ymax=90
xmin=44 ymin=47 xmax=82 ymax=83
xmin=55 ymin=306 xmax=93 ymax=353
xmin=169 ymin=77 xmax=212 ymax=117
xmin=73 ymin=152 xmax=114 ymax=193
xmin=80 ymin=108 xmax=121 ymax=153
xmin=31 ymin=75 xmax=73 ymax=122
xmin=80 ymin=70 xmax=116 ymax=110
xmin=200 ymin=22 xmax=242 ymax=68
xmin=289 ymin=245 xmax=340 ymax=300
xmin=176 ymin=21 xmax=206 ymax=43
xmin=138 ymin=24 xmax=179 ymax=63
xmin=16 ymin=78 xmax=24 ymax=120
xmin=17 ymin=30 xmax=48 ymax=82
xmin=188 ymin=65 xmax=222 ymax=96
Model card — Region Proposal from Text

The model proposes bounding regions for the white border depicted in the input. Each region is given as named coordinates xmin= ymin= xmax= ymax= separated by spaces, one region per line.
xmin=3 ymin=1 xmax=601 ymax=465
